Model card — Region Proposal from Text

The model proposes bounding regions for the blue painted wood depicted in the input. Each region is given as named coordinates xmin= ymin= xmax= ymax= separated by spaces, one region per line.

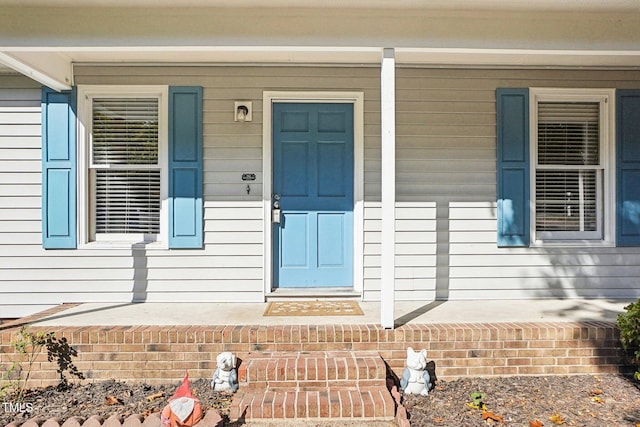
xmin=168 ymin=87 xmax=203 ymax=249
xmin=496 ymin=88 xmax=530 ymax=247
xmin=616 ymin=90 xmax=640 ymax=246
xmin=273 ymin=103 xmax=354 ymax=287
xmin=42 ymin=87 xmax=77 ymax=249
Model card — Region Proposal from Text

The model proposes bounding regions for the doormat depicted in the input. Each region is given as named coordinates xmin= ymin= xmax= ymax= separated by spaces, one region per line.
xmin=263 ymin=300 xmax=364 ymax=316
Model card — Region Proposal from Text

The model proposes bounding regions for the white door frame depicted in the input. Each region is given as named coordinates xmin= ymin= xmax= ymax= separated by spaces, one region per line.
xmin=262 ymin=91 xmax=365 ymax=296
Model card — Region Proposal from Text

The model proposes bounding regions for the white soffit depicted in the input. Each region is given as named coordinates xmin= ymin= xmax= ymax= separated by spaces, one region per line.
xmin=0 ymin=0 xmax=638 ymax=12
xmin=3 ymin=46 xmax=640 ymax=92
xmin=0 ymin=51 xmax=72 ymax=90
xmin=63 ymin=47 xmax=385 ymax=64
xmin=396 ymin=48 xmax=640 ymax=68
xmin=6 ymin=47 xmax=640 ymax=68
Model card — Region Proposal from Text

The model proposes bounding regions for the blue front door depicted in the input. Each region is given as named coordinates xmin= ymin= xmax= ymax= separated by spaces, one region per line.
xmin=273 ymin=103 xmax=354 ymax=288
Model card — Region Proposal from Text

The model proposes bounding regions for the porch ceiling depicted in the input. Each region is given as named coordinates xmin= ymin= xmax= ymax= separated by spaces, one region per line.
xmin=1 ymin=3 xmax=640 ymax=90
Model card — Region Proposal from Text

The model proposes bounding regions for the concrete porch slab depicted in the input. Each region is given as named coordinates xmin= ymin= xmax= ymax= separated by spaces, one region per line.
xmin=26 ymin=299 xmax=632 ymax=327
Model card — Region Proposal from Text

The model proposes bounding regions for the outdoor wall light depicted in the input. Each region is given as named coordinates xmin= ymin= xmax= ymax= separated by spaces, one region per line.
xmin=234 ymin=101 xmax=252 ymax=122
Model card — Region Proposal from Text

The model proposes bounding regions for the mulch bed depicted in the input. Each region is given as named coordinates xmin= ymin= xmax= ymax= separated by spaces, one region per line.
xmin=1 ymin=375 xmax=639 ymax=426
xmin=404 ymin=374 xmax=640 ymax=426
xmin=0 ymin=378 xmax=233 ymax=426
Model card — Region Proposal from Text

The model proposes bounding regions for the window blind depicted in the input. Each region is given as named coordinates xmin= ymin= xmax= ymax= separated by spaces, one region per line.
xmin=538 ymin=102 xmax=599 ymax=165
xmin=536 ymin=170 xmax=597 ymax=232
xmin=91 ymin=97 xmax=161 ymax=235
xmin=92 ymin=98 xmax=158 ymax=165
xmin=536 ymin=101 xmax=601 ymax=235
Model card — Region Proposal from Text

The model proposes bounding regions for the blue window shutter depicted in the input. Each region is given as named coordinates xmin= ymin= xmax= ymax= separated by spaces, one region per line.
xmin=169 ymin=86 xmax=203 ymax=248
xmin=496 ymin=88 xmax=530 ymax=247
xmin=42 ymin=87 xmax=77 ymax=249
xmin=617 ymin=90 xmax=640 ymax=246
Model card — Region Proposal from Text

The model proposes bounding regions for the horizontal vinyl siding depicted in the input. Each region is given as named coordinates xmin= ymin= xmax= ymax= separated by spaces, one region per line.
xmin=0 ymin=77 xmax=46 ymax=317
xmin=74 ymin=65 xmax=380 ymax=304
xmin=0 ymin=67 xmax=382 ymax=317
xmin=5 ymin=66 xmax=640 ymax=315
xmin=362 ymin=202 xmax=437 ymax=302
xmin=362 ymin=202 xmax=381 ymax=301
xmin=396 ymin=68 xmax=640 ymax=301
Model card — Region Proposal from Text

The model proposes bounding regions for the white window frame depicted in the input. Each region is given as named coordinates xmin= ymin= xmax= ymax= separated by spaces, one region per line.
xmin=530 ymin=88 xmax=615 ymax=247
xmin=77 ymin=85 xmax=169 ymax=248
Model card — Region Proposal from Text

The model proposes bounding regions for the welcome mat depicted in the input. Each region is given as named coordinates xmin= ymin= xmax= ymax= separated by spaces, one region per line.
xmin=263 ymin=300 xmax=364 ymax=316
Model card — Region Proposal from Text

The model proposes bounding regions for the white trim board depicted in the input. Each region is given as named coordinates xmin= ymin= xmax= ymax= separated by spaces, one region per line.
xmin=262 ymin=91 xmax=365 ymax=298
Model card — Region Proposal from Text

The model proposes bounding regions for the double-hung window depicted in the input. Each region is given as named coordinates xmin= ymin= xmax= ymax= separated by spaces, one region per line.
xmin=78 ymin=86 xmax=168 ymax=245
xmin=531 ymin=89 xmax=614 ymax=244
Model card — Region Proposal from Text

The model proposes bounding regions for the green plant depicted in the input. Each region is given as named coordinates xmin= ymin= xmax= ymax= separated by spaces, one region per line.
xmin=0 ymin=327 xmax=84 ymax=400
xmin=0 ymin=360 xmax=19 ymax=400
xmin=0 ymin=327 xmax=51 ymax=401
xmin=617 ymin=299 xmax=640 ymax=376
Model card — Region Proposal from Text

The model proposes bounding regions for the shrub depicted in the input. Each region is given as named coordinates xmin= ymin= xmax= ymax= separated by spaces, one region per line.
xmin=617 ymin=299 xmax=640 ymax=375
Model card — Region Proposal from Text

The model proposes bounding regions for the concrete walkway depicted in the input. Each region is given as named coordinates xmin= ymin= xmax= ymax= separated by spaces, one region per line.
xmin=28 ymin=298 xmax=631 ymax=327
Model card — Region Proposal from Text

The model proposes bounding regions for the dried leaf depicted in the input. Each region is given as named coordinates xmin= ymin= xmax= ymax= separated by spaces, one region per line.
xmin=482 ymin=411 xmax=504 ymax=423
xmin=105 ymin=395 xmax=122 ymax=405
xmin=432 ymin=417 xmax=444 ymax=423
xmin=549 ymin=413 xmax=565 ymax=425
xmin=529 ymin=420 xmax=544 ymax=427
xmin=146 ymin=391 xmax=164 ymax=402
xmin=591 ymin=396 xmax=604 ymax=404
xmin=466 ymin=402 xmax=487 ymax=411
xmin=588 ymin=389 xmax=603 ymax=396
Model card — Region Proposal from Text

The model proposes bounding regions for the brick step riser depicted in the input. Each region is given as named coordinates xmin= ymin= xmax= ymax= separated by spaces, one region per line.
xmin=241 ymin=379 xmax=387 ymax=390
xmin=230 ymin=388 xmax=396 ymax=421
xmin=240 ymin=357 xmax=387 ymax=384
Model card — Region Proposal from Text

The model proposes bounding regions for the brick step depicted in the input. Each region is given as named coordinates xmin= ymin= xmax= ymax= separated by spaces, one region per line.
xmin=239 ymin=351 xmax=388 ymax=387
xmin=230 ymin=351 xmax=396 ymax=422
xmin=230 ymin=387 xmax=396 ymax=421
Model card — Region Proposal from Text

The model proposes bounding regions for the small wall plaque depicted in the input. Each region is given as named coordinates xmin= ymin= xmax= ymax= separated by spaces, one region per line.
xmin=242 ymin=173 xmax=256 ymax=181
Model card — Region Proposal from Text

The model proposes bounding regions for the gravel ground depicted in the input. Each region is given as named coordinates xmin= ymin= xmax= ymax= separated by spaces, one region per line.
xmin=1 ymin=375 xmax=639 ymax=426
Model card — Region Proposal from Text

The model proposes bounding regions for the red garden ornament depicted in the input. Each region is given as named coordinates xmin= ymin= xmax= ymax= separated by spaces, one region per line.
xmin=161 ymin=372 xmax=203 ymax=427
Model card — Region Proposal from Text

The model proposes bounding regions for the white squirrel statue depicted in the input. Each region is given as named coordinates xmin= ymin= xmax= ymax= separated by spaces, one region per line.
xmin=400 ymin=347 xmax=433 ymax=396
xmin=211 ymin=351 xmax=239 ymax=392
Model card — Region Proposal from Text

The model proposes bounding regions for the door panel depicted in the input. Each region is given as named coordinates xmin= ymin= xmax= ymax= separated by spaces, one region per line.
xmin=273 ymin=103 xmax=354 ymax=288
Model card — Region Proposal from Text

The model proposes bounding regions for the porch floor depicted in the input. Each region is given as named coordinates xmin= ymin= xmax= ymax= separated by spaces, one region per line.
xmin=25 ymin=298 xmax=631 ymax=327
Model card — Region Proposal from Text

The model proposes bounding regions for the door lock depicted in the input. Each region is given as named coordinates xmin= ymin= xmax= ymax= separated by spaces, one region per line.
xmin=272 ymin=194 xmax=281 ymax=223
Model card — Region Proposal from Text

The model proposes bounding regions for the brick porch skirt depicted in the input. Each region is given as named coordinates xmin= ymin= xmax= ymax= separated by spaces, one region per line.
xmin=0 ymin=319 xmax=623 ymax=388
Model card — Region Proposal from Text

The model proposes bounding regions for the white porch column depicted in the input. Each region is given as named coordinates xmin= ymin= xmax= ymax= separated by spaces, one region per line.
xmin=380 ymin=48 xmax=396 ymax=329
